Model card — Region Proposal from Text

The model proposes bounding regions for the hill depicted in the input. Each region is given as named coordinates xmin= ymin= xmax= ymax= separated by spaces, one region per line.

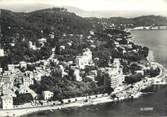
xmin=0 ymin=8 xmax=93 ymax=41
xmin=87 ymin=15 xmax=167 ymax=28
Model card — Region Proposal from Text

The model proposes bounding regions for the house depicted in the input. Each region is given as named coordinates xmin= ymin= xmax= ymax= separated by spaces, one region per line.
xmin=8 ymin=64 xmax=15 ymax=72
xmin=38 ymin=38 xmax=47 ymax=47
xmin=67 ymin=41 xmax=72 ymax=46
xmin=75 ymin=48 xmax=93 ymax=69
xmin=86 ymin=75 xmax=95 ymax=82
xmin=60 ymin=45 xmax=66 ymax=51
xmin=42 ymin=91 xmax=54 ymax=100
xmin=89 ymin=30 xmax=95 ymax=35
xmin=33 ymin=71 xmax=43 ymax=81
xmin=86 ymin=70 xmax=97 ymax=81
xmin=1 ymin=95 xmax=13 ymax=109
xmin=19 ymin=61 xmax=27 ymax=69
xmin=0 ymin=48 xmax=4 ymax=57
xmin=29 ymin=41 xmax=38 ymax=50
xmin=23 ymin=76 xmax=34 ymax=87
xmin=38 ymin=38 xmax=47 ymax=43
xmin=135 ymin=70 xmax=144 ymax=76
xmin=49 ymin=33 xmax=55 ymax=39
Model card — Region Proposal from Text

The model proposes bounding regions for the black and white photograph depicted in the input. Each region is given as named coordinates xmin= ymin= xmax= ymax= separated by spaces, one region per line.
xmin=0 ymin=0 xmax=167 ymax=117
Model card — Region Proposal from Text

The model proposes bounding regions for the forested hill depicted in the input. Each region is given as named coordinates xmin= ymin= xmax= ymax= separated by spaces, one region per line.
xmin=87 ymin=15 xmax=167 ymax=27
xmin=1 ymin=8 xmax=167 ymax=40
xmin=0 ymin=8 xmax=93 ymax=41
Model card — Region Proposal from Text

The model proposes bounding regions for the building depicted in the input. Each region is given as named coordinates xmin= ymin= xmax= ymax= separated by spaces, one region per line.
xmin=58 ymin=65 xmax=68 ymax=78
xmin=104 ymin=59 xmax=124 ymax=89
xmin=25 ymin=71 xmax=34 ymax=79
xmin=2 ymin=89 xmax=16 ymax=98
xmin=135 ymin=70 xmax=144 ymax=76
xmin=29 ymin=41 xmax=37 ymax=50
xmin=19 ymin=61 xmax=27 ymax=69
xmin=75 ymin=48 xmax=93 ymax=69
xmin=159 ymin=26 xmax=167 ymax=30
xmin=8 ymin=64 xmax=15 ymax=72
xmin=86 ymin=70 xmax=97 ymax=82
xmin=73 ymin=68 xmax=82 ymax=81
xmin=60 ymin=45 xmax=66 ymax=51
xmin=38 ymin=38 xmax=47 ymax=47
xmin=42 ymin=91 xmax=54 ymax=100
xmin=23 ymin=77 xmax=34 ymax=87
xmin=49 ymin=33 xmax=55 ymax=39
xmin=0 ymin=49 xmax=4 ymax=57
xmin=38 ymin=38 xmax=47 ymax=43
xmin=0 ymin=68 xmax=3 ymax=74
xmin=1 ymin=95 xmax=13 ymax=109
xmin=17 ymin=85 xmax=37 ymax=98
xmin=133 ymin=26 xmax=144 ymax=30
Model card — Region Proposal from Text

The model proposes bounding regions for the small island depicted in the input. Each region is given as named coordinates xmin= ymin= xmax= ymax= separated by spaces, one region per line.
xmin=0 ymin=8 xmax=166 ymax=117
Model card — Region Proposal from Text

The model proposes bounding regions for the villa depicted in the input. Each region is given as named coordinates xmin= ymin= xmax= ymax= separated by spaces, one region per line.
xmin=75 ymin=48 xmax=93 ymax=69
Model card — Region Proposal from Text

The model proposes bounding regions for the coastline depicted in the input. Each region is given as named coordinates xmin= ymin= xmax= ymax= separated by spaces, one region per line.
xmin=0 ymin=62 xmax=166 ymax=117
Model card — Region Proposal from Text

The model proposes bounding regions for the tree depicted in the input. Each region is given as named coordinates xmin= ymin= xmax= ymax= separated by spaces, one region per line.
xmin=13 ymin=93 xmax=33 ymax=105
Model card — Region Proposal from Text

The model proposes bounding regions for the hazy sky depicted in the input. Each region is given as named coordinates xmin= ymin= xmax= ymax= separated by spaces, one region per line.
xmin=0 ymin=0 xmax=167 ymax=17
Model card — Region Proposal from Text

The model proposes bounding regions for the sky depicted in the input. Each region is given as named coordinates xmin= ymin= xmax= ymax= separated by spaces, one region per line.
xmin=0 ymin=0 xmax=167 ymax=17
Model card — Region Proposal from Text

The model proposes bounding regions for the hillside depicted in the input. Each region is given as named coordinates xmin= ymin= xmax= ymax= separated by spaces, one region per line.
xmin=0 ymin=8 xmax=166 ymax=66
xmin=0 ymin=8 xmax=94 ymax=65
xmin=0 ymin=8 xmax=93 ymax=40
xmin=87 ymin=15 xmax=167 ymax=28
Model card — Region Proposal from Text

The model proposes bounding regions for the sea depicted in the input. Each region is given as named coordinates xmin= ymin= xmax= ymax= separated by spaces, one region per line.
xmin=26 ymin=30 xmax=167 ymax=117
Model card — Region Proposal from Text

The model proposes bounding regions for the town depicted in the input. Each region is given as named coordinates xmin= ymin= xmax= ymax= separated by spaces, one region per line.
xmin=0 ymin=8 xmax=165 ymax=116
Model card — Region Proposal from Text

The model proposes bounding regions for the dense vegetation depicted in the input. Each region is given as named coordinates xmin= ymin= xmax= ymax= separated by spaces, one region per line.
xmin=13 ymin=93 xmax=33 ymax=105
xmin=0 ymin=8 xmax=93 ymax=66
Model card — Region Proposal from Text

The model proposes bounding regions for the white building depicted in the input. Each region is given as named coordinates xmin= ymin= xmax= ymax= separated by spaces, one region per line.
xmin=58 ymin=65 xmax=68 ymax=78
xmin=74 ymin=69 xmax=82 ymax=81
xmin=1 ymin=95 xmax=13 ymax=109
xmin=135 ymin=70 xmax=144 ymax=76
xmin=104 ymin=59 xmax=124 ymax=89
xmin=43 ymin=91 xmax=54 ymax=100
xmin=49 ymin=33 xmax=55 ymax=39
xmin=60 ymin=45 xmax=66 ymax=51
xmin=23 ymin=77 xmax=34 ymax=87
xmin=19 ymin=61 xmax=27 ymax=69
xmin=133 ymin=26 xmax=144 ymax=30
xmin=0 ymin=49 xmax=4 ymax=57
xmin=38 ymin=38 xmax=47 ymax=47
xmin=0 ymin=67 xmax=3 ymax=73
xmin=75 ymin=48 xmax=93 ymax=69
xmin=8 ymin=64 xmax=15 ymax=72
xmin=29 ymin=41 xmax=38 ymax=50
xmin=38 ymin=38 xmax=47 ymax=43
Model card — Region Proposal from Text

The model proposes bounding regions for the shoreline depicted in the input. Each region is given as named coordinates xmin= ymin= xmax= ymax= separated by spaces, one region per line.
xmin=0 ymin=94 xmax=141 ymax=117
xmin=0 ymin=62 xmax=166 ymax=117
